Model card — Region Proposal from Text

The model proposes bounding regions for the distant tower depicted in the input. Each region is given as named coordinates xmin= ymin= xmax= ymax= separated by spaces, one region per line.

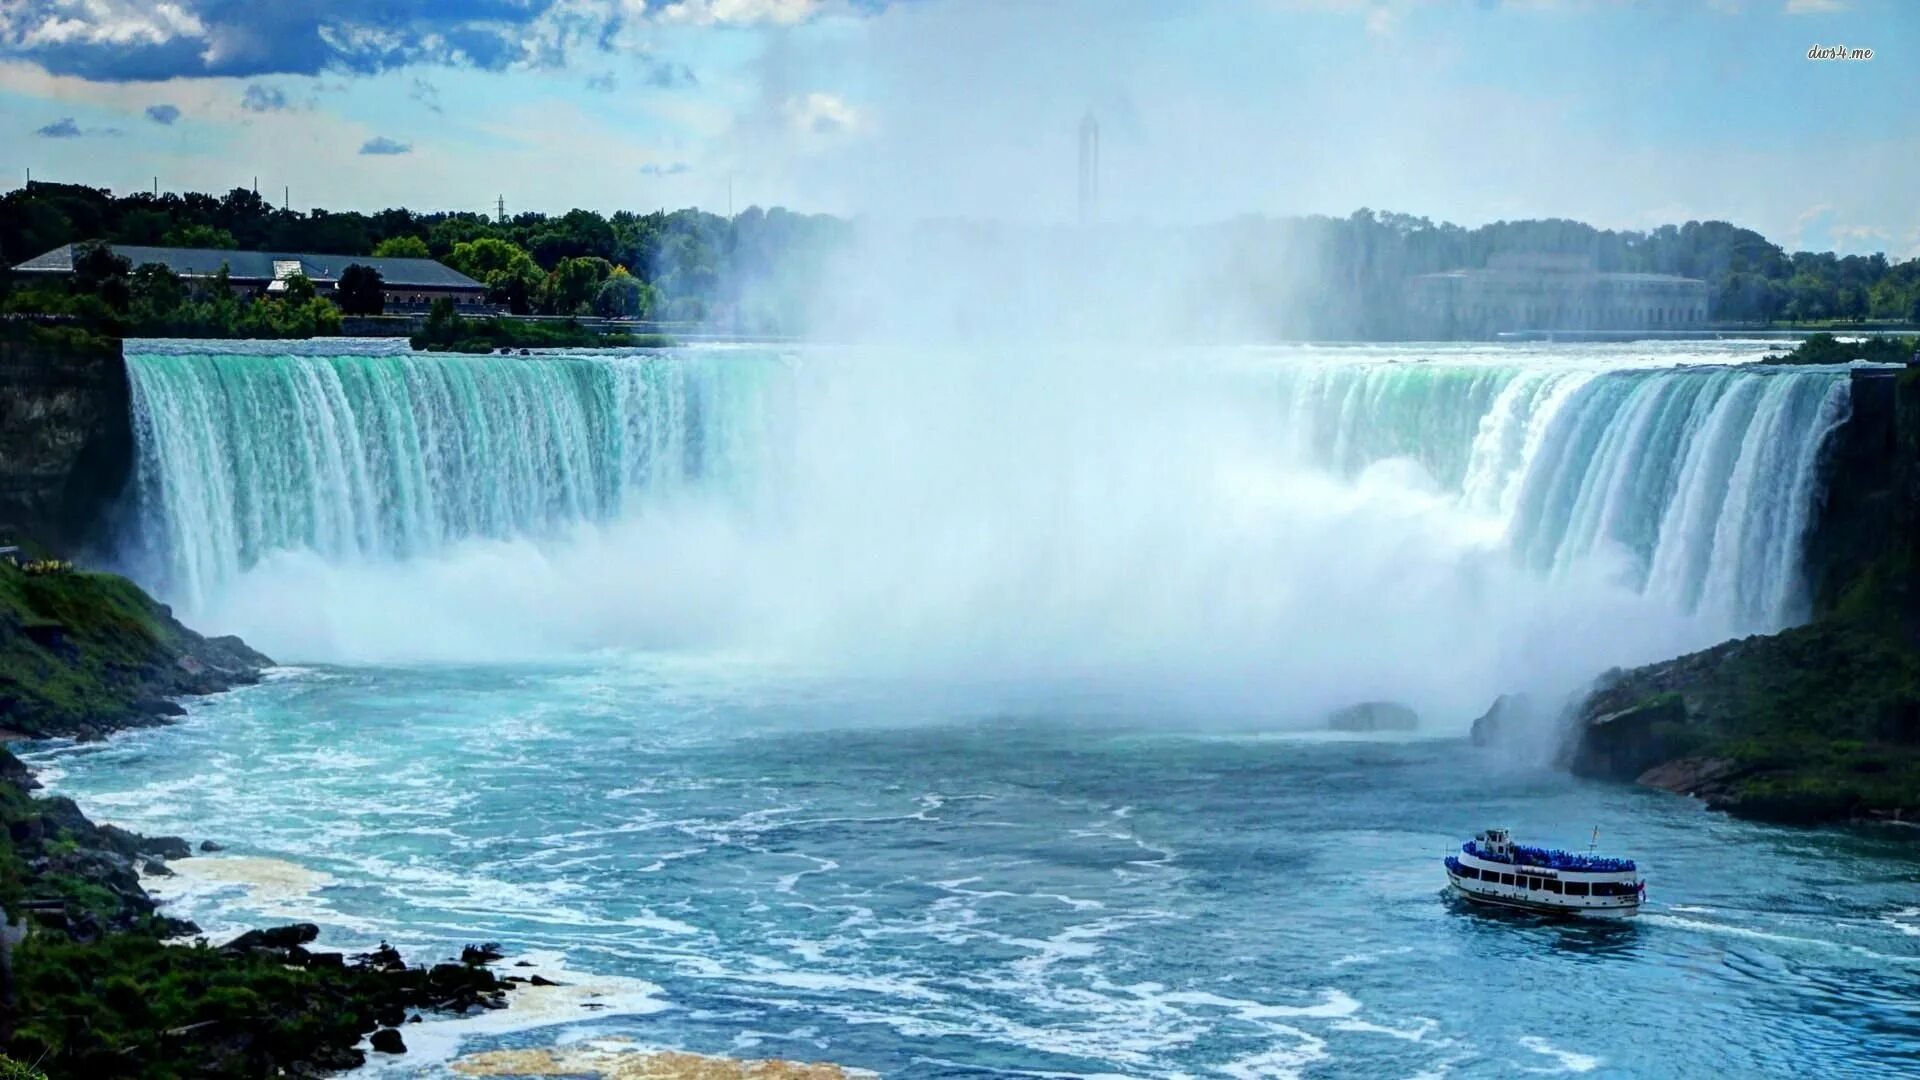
xmin=1077 ymin=111 xmax=1099 ymax=225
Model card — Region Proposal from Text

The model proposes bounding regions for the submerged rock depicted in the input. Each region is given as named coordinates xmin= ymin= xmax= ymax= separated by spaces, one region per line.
xmin=1326 ymin=701 xmax=1419 ymax=732
xmin=451 ymin=1047 xmax=869 ymax=1079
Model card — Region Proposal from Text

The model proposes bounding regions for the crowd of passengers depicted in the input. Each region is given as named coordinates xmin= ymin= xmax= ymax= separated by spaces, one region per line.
xmin=1463 ymin=841 xmax=1635 ymax=873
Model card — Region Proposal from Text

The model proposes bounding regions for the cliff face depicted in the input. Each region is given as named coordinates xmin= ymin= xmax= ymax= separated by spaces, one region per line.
xmin=0 ymin=328 xmax=134 ymax=556
xmin=0 ymin=564 xmax=271 ymax=740
xmin=1554 ymin=368 xmax=1920 ymax=826
xmin=1801 ymin=368 xmax=1919 ymax=621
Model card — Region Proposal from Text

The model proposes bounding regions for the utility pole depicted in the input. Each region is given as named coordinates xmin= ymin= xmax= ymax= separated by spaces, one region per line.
xmin=153 ymin=176 xmax=158 ymax=196
xmin=496 ymin=194 xmax=505 ymax=225
xmin=284 ymin=186 xmax=290 ymax=212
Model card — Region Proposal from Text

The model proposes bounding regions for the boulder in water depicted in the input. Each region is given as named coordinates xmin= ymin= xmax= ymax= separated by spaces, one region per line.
xmin=222 ymin=923 xmax=320 ymax=953
xmin=1326 ymin=701 xmax=1419 ymax=732
xmin=370 ymin=1027 xmax=407 ymax=1054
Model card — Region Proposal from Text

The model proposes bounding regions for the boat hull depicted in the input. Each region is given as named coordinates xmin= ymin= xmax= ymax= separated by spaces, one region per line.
xmin=1450 ymin=881 xmax=1639 ymax=919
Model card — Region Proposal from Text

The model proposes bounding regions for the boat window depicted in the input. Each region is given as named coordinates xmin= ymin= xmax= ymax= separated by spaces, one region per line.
xmin=1525 ymin=877 xmax=1539 ymax=890
xmin=1500 ymin=873 xmax=1515 ymax=886
xmin=1544 ymin=879 xmax=1563 ymax=893
xmin=1457 ymin=865 xmax=1479 ymax=880
xmin=1565 ymin=882 xmax=1589 ymax=896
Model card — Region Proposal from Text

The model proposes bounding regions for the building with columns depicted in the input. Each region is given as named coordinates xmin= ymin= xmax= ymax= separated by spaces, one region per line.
xmin=1406 ymin=253 xmax=1709 ymax=337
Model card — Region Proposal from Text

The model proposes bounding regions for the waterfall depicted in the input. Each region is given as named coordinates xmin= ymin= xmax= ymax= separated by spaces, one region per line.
xmin=1272 ymin=360 xmax=1850 ymax=633
xmin=124 ymin=340 xmax=788 ymax=610
xmin=120 ymin=340 xmax=1851 ymax=671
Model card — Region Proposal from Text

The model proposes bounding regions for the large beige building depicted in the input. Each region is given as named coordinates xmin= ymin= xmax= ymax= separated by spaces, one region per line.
xmin=1406 ymin=253 xmax=1709 ymax=337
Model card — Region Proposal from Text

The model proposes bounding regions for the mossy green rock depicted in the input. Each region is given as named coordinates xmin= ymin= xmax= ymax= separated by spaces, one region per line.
xmin=0 ymin=563 xmax=270 ymax=740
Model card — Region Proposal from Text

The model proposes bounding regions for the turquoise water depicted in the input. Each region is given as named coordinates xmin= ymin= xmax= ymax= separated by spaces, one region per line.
xmin=29 ymin=662 xmax=1920 ymax=1077
xmin=36 ymin=339 xmax=1916 ymax=1076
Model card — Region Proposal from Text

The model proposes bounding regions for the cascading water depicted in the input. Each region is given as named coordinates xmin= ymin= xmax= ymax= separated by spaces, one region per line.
xmin=124 ymin=339 xmax=787 ymax=610
xmin=1270 ymin=360 xmax=1850 ymax=631
xmin=119 ymin=339 xmax=1849 ymax=704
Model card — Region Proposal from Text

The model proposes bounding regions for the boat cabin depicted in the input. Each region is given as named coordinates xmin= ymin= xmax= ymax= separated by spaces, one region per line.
xmin=1476 ymin=828 xmax=1513 ymax=857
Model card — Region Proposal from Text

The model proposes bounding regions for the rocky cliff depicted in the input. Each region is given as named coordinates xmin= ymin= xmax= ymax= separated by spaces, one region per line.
xmin=0 ymin=562 xmax=270 ymax=740
xmin=1549 ymin=367 xmax=1920 ymax=825
xmin=0 ymin=326 xmax=133 ymax=556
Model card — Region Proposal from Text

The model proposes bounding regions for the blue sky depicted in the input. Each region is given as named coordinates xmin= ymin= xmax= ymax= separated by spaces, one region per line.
xmin=2 ymin=0 xmax=1916 ymax=254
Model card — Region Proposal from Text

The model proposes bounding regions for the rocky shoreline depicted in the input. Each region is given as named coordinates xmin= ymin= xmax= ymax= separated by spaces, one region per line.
xmin=0 ymin=736 xmax=527 ymax=1076
xmin=0 ymin=559 xmax=529 ymax=1076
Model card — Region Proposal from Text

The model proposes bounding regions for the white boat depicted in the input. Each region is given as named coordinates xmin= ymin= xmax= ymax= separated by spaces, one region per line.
xmin=1445 ymin=828 xmax=1643 ymax=918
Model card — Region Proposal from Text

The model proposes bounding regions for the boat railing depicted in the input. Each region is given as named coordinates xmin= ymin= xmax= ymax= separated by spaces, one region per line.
xmin=1461 ymin=841 xmax=1636 ymax=874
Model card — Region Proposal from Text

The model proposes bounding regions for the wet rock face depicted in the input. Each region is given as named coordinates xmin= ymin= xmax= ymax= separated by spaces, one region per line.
xmin=1565 ymin=695 xmax=1691 ymax=782
xmin=0 ymin=330 xmax=133 ymax=553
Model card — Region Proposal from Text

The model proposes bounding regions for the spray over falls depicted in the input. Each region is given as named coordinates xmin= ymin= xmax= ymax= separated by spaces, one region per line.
xmin=119 ymin=340 xmax=1848 ymax=711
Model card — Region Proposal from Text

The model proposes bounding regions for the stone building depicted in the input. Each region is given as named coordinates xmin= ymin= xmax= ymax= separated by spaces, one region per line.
xmin=11 ymin=243 xmax=487 ymax=311
xmin=1406 ymin=253 xmax=1709 ymax=337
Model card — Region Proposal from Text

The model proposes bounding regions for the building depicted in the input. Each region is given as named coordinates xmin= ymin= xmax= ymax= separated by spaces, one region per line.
xmin=1406 ymin=253 xmax=1709 ymax=338
xmin=9 ymin=243 xmax=487 ymax=311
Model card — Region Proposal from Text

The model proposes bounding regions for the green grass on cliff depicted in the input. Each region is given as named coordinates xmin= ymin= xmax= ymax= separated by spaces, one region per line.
xmin=0 ymin=564 xmax=175 ymax=736
xmin=1759 ymin=332 xmax=1918 ymax=366
xmin=1641 ymin=560 xmax=1920 ymax=821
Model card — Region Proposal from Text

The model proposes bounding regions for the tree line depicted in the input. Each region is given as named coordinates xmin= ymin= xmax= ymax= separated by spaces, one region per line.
xmin=0 ymin=182 xmax=842 ymax=331
xmin=1 ymin=182 xmax=1916 ymax=338
xmin=1210 ymin=210 xmax=1920 ymax=338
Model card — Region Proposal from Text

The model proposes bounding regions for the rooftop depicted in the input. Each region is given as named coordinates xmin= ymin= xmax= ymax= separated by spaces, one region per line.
xmin=10 ymin=243 xmax=483 ymax=291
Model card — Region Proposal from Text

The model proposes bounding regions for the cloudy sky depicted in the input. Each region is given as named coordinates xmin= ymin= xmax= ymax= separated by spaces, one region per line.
xmin=2 ymin=0 xmax=1915 ymax=254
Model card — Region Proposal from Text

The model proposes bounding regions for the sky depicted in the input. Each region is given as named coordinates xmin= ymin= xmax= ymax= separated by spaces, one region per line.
xmin=1 ymin=0 xmax=1916 ymax=255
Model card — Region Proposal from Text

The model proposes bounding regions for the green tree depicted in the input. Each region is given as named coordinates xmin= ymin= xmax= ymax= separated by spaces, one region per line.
xmin=160 ymin=223 xmax=238 ymax=249
xmin=1786 ymin=272 xmax=1837 ymax=322
xmin=335 ymin=264 xmax=385 ymax=316
xmin=593 ymin=267 xmax=654 ymax=319
xmin=128 ymin=263 xmax=186 ymax=325
xmin=445 ymin=237 xmax=542 ymax=311
xmin=371 ymin=235 xmax=431 ymax=258
xmin=538 ymin=256 xmax=613 ymax=315
xmin=70 ymin=242 xmax=131 ymax=312
xmin=275 ymin=273 xmax=318 ymax=303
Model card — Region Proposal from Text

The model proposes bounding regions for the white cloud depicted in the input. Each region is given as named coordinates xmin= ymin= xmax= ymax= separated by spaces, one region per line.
xmin=9 ymin=0 xmax=204 ymax=48
xmin=654 ymin=0 xmax=819 ymax=27
xmin=1785 ymin=0 xmax=1849 ymax=13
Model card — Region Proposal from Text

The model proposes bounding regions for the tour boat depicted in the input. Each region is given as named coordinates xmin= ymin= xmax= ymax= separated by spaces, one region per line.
xmin=1444 ymin=828 xmax=1643 ymax=918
